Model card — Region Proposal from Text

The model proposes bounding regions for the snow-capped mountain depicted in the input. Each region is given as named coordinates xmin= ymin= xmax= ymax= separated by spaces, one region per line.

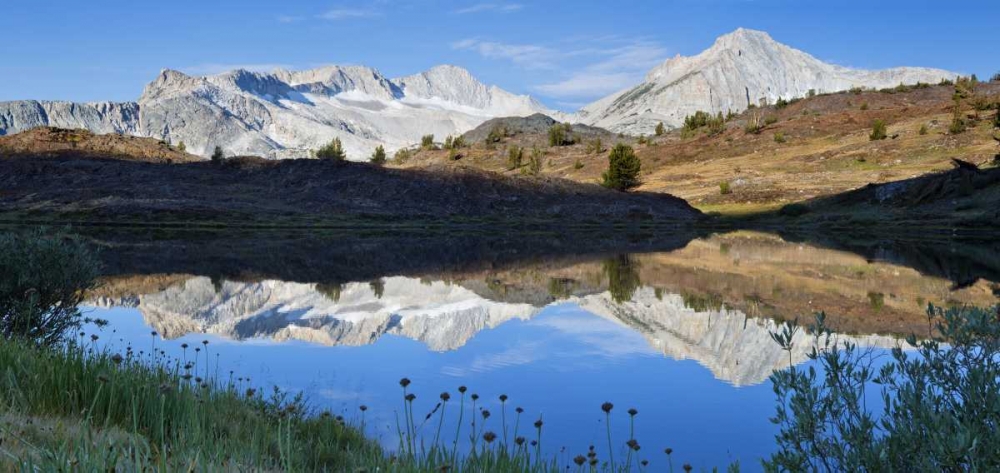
xmin=0 ymin=65 xmax=555 ymax=160
xmin=576 ymin=28 xmax=958 ymax=135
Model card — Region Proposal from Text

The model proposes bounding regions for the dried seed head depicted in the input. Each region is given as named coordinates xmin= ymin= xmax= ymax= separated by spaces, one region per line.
xmin=245 ymin=388 xmax=256 ymax=398
xmin=471 ymin=394 xmax=479 ymax=401
xmin=499 ymin=394 xmax=508 ymax=402
xmin=515 ymin=407 xmax=524 ymax=414
xmin=440 ymin=392 xmax=451 ymax=402
xmin=574 ymin=455 xmax=586 ymax=466
xmin=641 ymin=460 xmax=649 ymax=467
xmin=359 ymin=405 xmax=368 ymax=412
xmin=405 ymin=393 xmax=416 ymax=402
xmin=110 ymin=354 xmax=123 ymax=365
xmin=483 ymin=431 xmax=497 ymax=443
xmin=181 ymin=344 xmax=189 ymax=349
xmin=683 ymin=464 xmax=692 ymax=472
xmin=534 ymin=419 xmax=543 ymax=429
xmin=515 ymin=436 xmax=526 ymax=446
xmin=665 ymin=448 xmax=673 ymax=455
xmin=399 ymin=378 xmax=411 ymax=388
xmin=628 ymin=408 xmax=638 ymax=416
xmin=458 ymin=385 xmax=467 ymax=393
xmin=601 ymin=402 xmax=614 ymax=413
xmin=589 ymin=458 xmax=598 ymax=466
xmin=627 ymin=439 xmax=640 ymax=451
xmin=481 ymin=410 xmax=490 ymax=420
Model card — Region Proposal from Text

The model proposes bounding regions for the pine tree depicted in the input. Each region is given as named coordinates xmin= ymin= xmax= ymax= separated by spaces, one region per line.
xmin=316 ymin=138 xmax=346 ymax=160
xmin=601 ymin=144 xmax=641 ymax=191
xmin=655 ymin=122 xmax=666 ymax=136
xmin=211 ymin=146 xmax=225 ymax=163
xmin=370 ymin=145 xmax=387 ymax=165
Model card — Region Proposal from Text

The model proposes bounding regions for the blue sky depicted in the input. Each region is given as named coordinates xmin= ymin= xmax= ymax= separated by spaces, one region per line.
xmin=2 ymin=0 xmax=997 ymax=110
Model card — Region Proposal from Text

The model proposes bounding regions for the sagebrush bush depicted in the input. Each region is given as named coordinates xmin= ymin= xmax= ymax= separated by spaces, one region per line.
xmin=767 ymin=305 xmax=1000 ymax=471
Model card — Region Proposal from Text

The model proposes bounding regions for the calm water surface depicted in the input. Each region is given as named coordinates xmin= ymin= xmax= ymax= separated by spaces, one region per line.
xmin=81 ymin=231 xmax=999 ymax=471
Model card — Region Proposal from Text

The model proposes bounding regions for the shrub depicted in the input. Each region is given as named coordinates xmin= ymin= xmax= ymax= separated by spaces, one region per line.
xmin=506 ymin=146 xmax=523 ymax=170
xmin=316 ymin=138 xmax=346 ymax=161
xmin=991 ymin=72 xmax=1000 ymax=83
xmin=850 ymin=86 xmax=864 ymax=95
xmin=870 ymin=120 xmax=888 ymax=140
xmin=420 ymin=134 xmax=435 ymax=150
xmin=744 ymin=113 xmax=764 ymax=134
xmin=766 ymin=305 xmax=1000 ymax=471
xmin=447 ymin=148 xmax=461 ymax=161
xmin=211 ymin=146 xmax=225 ymax=163
xmin=950 ymin=99 xmax=967 ymax=134
xmin=637 ymin=134 xmax=648 ymax=145
xmin=393 ymin=148 xmax=413 ymax=164
xmin=707 ymin=112 xmax=726 ymax=136
xmin=806 ymin=89 xmax=816 ymax=98
xmin=585 ymin=138 xmax=604 ymax=154
xmin=860 ymin=102 xmax=869 ymax=111
xmin=370 ymin=145 xmax=386 ymax=165
xmin=654 ymin=122 xmax=666 ymax=136
xmin=524 ymin=147 xmax=544 ymax=176
xmin=177 ymin=141 xmax=187 ymax=153
xmin=994 ymin=108 xmax=1000 ymax=129
xmin=486 ymin=124 xmax=509 ymax=143
xmin=573 ymin=159 xmax=584 ymax=170
xmin=548 ymin=123 xmax=575 ymax=147
xmin=719 ymin=181 xmax=732 ymax=195
xmin=764 ymin=116 xmax=778 ymax=126
xmin=0 ymin=230 xmax=98 ymax=346
xmin=682 ymin=111 xmax=711 ymax=132
xmin=443 ymin=136 xmax=453 ymax=149
xmin=775 ymin=97 xmax=790 ymax=109
xmin=919 ymin=124 xmax=929 ymax=135
xmin=601 ymin=144 xmax=641 ymax=191
xmin=774 ymin=132 xmax=786 ymax=143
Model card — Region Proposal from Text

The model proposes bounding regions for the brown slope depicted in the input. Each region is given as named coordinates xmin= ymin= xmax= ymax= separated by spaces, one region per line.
xmin=0 ymin=127 xmax=201 ymax=163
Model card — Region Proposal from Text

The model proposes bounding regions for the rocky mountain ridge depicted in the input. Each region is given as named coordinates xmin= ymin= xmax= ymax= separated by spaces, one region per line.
xmin=577 ymin=28 xmax=957 ymax=134
xmin=0 ymin=65 xmax=554 ymax=160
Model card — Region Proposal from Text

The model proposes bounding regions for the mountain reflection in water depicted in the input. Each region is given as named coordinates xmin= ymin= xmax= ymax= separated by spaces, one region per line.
xmin=79 ymin=230 xmax=998 ymax=469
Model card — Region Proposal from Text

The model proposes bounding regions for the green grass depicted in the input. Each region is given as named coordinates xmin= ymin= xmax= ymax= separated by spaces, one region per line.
xmin=0 ymin=339 xmax=385 ymax=470
xmin=0 ymin=339 xmax=647 ymax=472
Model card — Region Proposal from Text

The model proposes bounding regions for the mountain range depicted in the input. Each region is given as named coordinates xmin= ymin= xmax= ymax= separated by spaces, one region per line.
xmin=0 ymin=28 xmax=957 ymax=159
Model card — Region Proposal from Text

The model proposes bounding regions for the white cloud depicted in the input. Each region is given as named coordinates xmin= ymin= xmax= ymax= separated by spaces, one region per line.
xmin=276 ymin=15 xmax=304 ymax=23
xmin=533 ymin=41 xmax=668 ymax=99
xmin=318 ymin=8 xmax=380 ymax=20
xmin=450 ymin=35 xmax=668 ymax=104
xmin=451 ymin=39 xmax=556 ymax=70
xmin=534 ymin=73 xmax=639 ymax=99
xmin=453 ymin=3 xmax=523 ymax=14
xmin=181 ymin=63 xmax=293 ymax=76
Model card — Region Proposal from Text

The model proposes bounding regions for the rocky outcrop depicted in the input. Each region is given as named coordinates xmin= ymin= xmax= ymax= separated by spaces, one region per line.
xmin=577 ymin=28 xmax=957 ymax=135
